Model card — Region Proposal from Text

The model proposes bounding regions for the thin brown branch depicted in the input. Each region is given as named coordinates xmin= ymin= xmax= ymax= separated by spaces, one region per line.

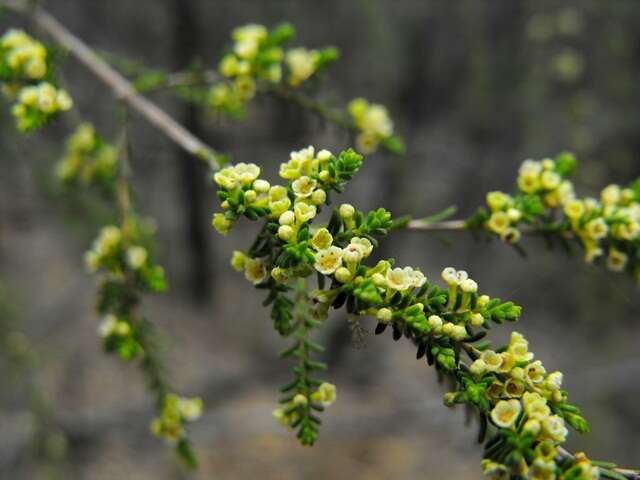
xmin=3 ymin=1 xmax=223 ymax=169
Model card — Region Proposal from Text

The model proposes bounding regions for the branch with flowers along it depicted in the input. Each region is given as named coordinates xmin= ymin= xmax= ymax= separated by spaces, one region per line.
xmin=1 ymin=3 xmax=639 ymax=477
xmin=212 ymin=145 xmax=639 ymax=480
xmin=100 ymin=23 xmax=405 ymax=156
xmin=0 ymin=18 xmax=205 ymax=466
xmin=403 ymin=151 xmax=640 ymax=284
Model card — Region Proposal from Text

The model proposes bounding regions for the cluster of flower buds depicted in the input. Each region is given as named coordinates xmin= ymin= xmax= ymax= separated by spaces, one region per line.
xmin=10 ymin=81 xmax=72 ymax=132
xmin=348 ymin=97 xmax=403 ymax=154
xmin=84 ymin=223 xmax=166 ymax=294
xmin=0 ymin=29 xmax=73 ymax=131
xmin=98 ymin=313 xmax=142 ymax=360
xmin=212 ymin=145 xmax=363 ymax=240
xmin=210 ymin=23 xmax=338 ymax=117
xmin=473 ymin=152 xmax=640 ymax=281
xmin=151 ymin=394 xmax=203 ymax=444
xmin=272 ymin=381 xmax=336 ymax=430
xmin=0 ymin=29 xmax=48 ymax=81
xmin=55 ymin=123 xmax=118 ymax=187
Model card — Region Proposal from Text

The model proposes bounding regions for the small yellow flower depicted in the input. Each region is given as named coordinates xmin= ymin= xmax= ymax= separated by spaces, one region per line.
xmin=356 ymin=131 xmax=379 ymax=154
xmin=286 ymin=48 xmax=317 ymax=87
xmin=233 ymin=162 xmax=260 ymax=186
xmin=310 ymin=228 xmax=333 ymax=250
xmin=487 ymin=211 xmax=510 ymax=235
xmin=230 ymin=251 xmax=247 ymax=271
xmin=55 ymin=90 xmax=73 ymax=111
xmin=350 ymin=237 xmax=373 ymax=258
xmin=490 ymin=399 xmax=522 ymax=428
xmin=441 ymin=267 xmax=458 ymax=285
xmin=126 ymin=246 xmax=148 ymax=270
xmin=460 ymin=278 xmax=478 ymax=293
xmin=385 ymin=267 xmax=412 ymax=291
xmin=482 ymin=350 xmax=504 ymax=372
xmin=500 ymin=227 xmax=521 ymax=244
xmin=232 ymin=24 xmax=268 ymax=43
xmin=314 ymin=246 xmax=343 ymax=275
xmin=486 ymin=191 xmax=511 ymax=211
xmin=36 ymin=82 xmax=57 ymax=113
xmin=540 ymin=170 xmax=561 ymax=190
xmin=469 ymin=359 xmax=487 ymax=377
xmin=541 ymin=415 xmax=568 ymax=442
xmin=606 ymin=247 xmax=628 ymax=272
xmin=481 ymin=460 xmax=509 ymax=480
xmin=361 ymin=104 xmax=393 ymax=137
xmin=244 ymin=257 xmax=267 ymax=284
xmin=408 ymin=268 xmax=426 ymax=288
xmin=214 ymin=167 xmax=239 ymax=190
xmin=529 ymin=458 xmax=555 ymax=480
xmin=585 ymin=217 xmax=608 ymax=240
xmin=98 ymin=314 xmax=118 ymax=337
xmin=498 ymin=352 xmax=516 ymax=373
xmin=601 ymin=184 xmax=621 ymax=206
xmin=311 ymin=382 xmax=337 ymax=407
xmin=616 ymin=221 xmax=640 ymax=241
xmin=526 ymin=360 xmax=547 ymax=384
xmin=503 ymin=378 xmax=525 ymax=398
xmin=294 ymin=202 xmax=317 ymax=223
xmin=270 ymin=267 xmax=289 ymax=283
xmin=519 ymin=159 xmax=543 ymax=176
xmin=212 ymin=213 xmax=233 ymax=235
xmin=177 ymin=397 xmax=203 ymax=421
xmin=506 ymin=208 xmax=522 ymax=222
xmin=343 ymin=243 xmax=364 ymax=264
xmin=292 ymin=175 xmax=317 ymax=199
xmin=564 ymin=199 xmax=585 ymax=220
xmin=534 ymin=364 xmax=557 ymax=386
xmin=517 ymin=171 xmax=540 ymax=193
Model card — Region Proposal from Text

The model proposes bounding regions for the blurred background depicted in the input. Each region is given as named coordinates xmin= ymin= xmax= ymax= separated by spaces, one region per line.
xmin=1 ymin=0 xmax=639 ymax=478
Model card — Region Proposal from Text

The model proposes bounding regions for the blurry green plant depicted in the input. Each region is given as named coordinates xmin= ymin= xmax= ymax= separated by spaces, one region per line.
xmin=0 ymin=6 xmax=638 ymax=479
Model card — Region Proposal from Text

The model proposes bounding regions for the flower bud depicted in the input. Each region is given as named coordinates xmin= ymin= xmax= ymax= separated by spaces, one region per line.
xmin=334 ymin=267 xmax=352 ymax=283
xmin=339 ymin=203 xmax=355 ymax=219
xmin=253 ymin=179 xmax=270 ymax=193
xmin=279 ymin=210 xmax=295 ymax=226
xmin=311 ymin=188 xmax=326 ymax=205
xmin=278 ymin=225 xmax=294 ymax=241
xmin=376 ymin=307 xmax=392 ymax=323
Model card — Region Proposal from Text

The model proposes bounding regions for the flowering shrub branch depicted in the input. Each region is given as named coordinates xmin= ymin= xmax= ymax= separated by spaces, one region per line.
xmin=211 ymin=146 xmax=639 ymax=479
xmin=1 ymin=5 xmax=638 ymax=478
